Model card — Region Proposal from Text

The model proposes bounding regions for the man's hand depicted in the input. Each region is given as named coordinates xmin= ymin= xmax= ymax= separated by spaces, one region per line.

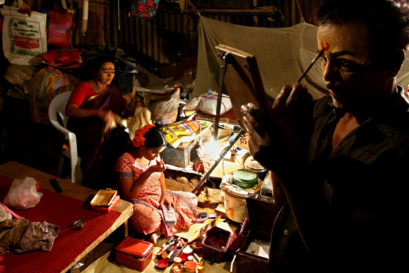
xmin=241 ymin=83 xmax=313 ymax=171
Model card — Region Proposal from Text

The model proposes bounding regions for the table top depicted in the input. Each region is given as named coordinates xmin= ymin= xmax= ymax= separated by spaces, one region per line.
xmin=0 ymin=160 xmax=133 ymax=273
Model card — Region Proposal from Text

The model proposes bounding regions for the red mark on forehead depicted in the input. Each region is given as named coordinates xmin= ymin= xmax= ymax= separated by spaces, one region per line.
xmin=320 ymin=42 xmax=329 ymax=51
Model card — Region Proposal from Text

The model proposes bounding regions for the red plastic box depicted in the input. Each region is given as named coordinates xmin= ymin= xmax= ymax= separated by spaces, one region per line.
xmin=115 ymin=237 xmax=154 ymax=271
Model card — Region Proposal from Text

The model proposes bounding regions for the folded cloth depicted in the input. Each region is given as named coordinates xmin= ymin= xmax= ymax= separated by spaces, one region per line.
xmin=0 ymin=205 xmax=12 ymax=222
xmin=0 ymin=218 xmax=59 ymax=254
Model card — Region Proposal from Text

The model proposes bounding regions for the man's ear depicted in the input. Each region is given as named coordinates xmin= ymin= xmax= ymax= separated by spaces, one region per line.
xmin=386 ymin=49 xmax=405 ymax=77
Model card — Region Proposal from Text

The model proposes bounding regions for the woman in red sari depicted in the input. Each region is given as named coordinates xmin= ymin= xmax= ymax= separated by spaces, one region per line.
xmin=66 ymin=55 xmax=132 ymax=187
xmin=115 ymin=125 xmax=198 ymax=244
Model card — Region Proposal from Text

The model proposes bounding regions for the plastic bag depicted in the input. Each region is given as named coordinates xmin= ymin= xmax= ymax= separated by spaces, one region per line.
xmin=145 ymin=87 xmax=181 ymax=125
xmin=42 ymin=49 xmax=84 ymax=69
xmin=0 ymin=203 xmax=12 ymax=222
xmin=194 ymin=91 xmax=233 ymax=116
xmin=1 ymin=6 xmax=47 ymax=65
xmin=46 ymin=9 xmax=74 ymax=48
xmin=3 ymin=177 xmax=43 ymax=209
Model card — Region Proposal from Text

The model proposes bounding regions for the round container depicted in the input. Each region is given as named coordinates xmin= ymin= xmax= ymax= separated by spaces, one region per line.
xmin=184 ymin=261 xmax=198 ymax=273
xmin=156 ymin=259 xmax=168 ymax=269
xmin=223 ymin=183 xmax=248 ymax=223
xmin=160 ymin=252 xmax=168 ymax=259
xmin=173 ymin=257 xmax=182 ymax=266
xmin=183 ymin=245 xmax=193 ymax=255
xmin=178 ymin=253 xmax=188 ymax=262
xmin=233 ymin=169 xmax=258 ymax=188
xmin=192 ymin=241 xmax=203 ymax=254
xmin=244 ymin=156 xmax=267 ymax=180
xmin=172 ymin=265 xmax=182 ymax=273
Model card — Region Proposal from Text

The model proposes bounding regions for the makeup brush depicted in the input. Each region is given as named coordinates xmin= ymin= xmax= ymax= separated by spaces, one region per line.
xmin=296 ymin=48 xmax=325 ymax=83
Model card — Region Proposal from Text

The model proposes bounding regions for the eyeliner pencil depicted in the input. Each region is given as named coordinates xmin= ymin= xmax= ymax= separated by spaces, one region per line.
xmin=296 ymin=49 xmax=325 ymax=83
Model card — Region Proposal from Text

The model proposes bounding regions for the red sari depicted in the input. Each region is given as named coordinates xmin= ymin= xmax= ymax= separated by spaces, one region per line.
xmin=67 ymin=82 xmax=127 ymax=175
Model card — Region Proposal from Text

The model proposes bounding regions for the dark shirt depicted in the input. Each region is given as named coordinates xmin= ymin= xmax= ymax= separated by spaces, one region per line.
xmin=269 ymin=87 xmax=409 ymax=273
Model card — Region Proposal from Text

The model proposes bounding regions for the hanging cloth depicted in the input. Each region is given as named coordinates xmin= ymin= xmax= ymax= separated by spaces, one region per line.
xmin=130 ymin=0 xmax=160 ymax=18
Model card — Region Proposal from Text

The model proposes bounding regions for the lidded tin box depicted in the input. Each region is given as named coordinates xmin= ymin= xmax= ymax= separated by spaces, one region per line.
xmin=115 ymin=237 xmax=154 ymax=271
xmin=233 ymin=169 xmax=258 ymax=188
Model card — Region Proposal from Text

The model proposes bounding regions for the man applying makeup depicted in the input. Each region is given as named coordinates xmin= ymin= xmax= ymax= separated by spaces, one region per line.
xmin=241 ymin=0 xmax=409 ymax=272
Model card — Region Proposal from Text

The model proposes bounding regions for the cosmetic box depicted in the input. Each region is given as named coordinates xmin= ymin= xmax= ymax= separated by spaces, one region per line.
xmin=90 ymin=188 xmax=117 ymax=207
xmin=235 ymin=193 xmax=278 ymax=273
xmin=115 ymin=237 xmax=154 ymax=271
xmin=91 ymin=195 xmax=120 ymax=212
xmin=202 ymin=217 xmax=249 ymax=263
xmin=160 ymin=141 xmax=193 ymax=168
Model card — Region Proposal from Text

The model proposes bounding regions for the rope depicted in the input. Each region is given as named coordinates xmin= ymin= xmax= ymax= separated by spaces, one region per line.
xmin=185 ymin=0 xmax=201 ymax=17
xmin=295 ymin=0 xmax=305 ymax=23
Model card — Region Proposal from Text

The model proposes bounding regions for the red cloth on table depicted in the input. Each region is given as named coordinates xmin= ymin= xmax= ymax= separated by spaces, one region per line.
xmin=0 ymin=175 xmax=121 ymax=273
xmin=221 ymin=108 xmax=236 ymax=120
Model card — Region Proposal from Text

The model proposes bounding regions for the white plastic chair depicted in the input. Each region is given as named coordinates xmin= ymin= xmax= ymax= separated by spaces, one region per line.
xmin=48 ymin=92 xmax=82 ymax=183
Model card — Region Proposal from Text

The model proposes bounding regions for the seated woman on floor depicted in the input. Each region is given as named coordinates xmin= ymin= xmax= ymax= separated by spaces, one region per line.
xmin=66 ymin=55 xmax=133 ymax=187
xmin=115 ymin=124 xmax=198 ymax=243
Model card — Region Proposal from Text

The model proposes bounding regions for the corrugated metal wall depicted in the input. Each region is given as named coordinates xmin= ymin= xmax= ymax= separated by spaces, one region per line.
xmin=107 ymin=0 xmax=296 ymax=69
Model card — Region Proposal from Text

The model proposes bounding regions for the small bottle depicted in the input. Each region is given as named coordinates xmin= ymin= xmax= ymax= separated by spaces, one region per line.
xmin=172 ymin=265 xmax=182 ymax=273
xmin=197 ymin=260 xmax=205 ymax=273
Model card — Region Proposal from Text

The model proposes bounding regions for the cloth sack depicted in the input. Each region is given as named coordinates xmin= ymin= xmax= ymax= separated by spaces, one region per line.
xmin=1 ymin=5 xmax=47 ymax=65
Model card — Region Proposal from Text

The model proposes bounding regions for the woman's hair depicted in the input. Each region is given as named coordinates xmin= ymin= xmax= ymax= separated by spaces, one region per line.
xmin=318 ymin=0 xmax=409 ymax=67
xmin=144 ymin=126 xmax=166 ymax=149
xmin=89 ymin=55 xmax=116 ymax=77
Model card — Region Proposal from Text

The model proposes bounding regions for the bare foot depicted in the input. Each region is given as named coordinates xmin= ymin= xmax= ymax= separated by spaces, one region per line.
xmin=149 ymin=232 xmax=160 ymax=245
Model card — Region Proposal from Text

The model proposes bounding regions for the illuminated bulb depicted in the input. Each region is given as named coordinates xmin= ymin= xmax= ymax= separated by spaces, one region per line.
xmin=202 ymin=139 xmax=222 ymax=160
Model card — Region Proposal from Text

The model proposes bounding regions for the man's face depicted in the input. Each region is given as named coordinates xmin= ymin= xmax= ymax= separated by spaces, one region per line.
xmin=317 ymin=21 xmax=393 ymax=112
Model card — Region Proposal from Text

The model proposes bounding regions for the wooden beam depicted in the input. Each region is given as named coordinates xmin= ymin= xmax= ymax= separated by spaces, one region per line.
xmin=183 ymin=8 xmax=278 ymax=16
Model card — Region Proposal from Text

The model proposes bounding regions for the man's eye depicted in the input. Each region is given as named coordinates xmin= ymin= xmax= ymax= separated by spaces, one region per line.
xmin=336 ymin=59 xmax=367 ymax=72
xmin=321 ymin=56 xmax=328 ymax=63
xmin=337 ymin=59 xmax=353 ymax=68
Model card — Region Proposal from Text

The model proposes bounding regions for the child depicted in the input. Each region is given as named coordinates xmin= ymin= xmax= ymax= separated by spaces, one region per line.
xmin=115 ymin=124 xmax=197 ymax=243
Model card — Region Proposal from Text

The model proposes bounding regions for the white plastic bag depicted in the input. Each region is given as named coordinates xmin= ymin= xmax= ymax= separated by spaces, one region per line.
xmin=3 ymin=177 xmax=43 ymax=209
xmin=197 ymin=91 xmax=232 ymax=116
xmin=185 ymin=96 xmax=201 ymax=111
xmin=1 ymin=6 xmax=47 ymax=65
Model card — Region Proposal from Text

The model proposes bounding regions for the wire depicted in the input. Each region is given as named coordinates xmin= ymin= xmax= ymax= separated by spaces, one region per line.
xmin=295 ymin=0 xmax=305 ymax=23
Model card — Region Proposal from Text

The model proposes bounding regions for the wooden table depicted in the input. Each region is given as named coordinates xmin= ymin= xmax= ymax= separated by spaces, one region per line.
xmin=0 ymin=160 xmax=133 ymax=273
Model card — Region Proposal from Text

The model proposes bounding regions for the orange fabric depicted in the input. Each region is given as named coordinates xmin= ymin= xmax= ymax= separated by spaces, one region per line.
xmin=115 ymin=153 xmax=196 ymax=236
